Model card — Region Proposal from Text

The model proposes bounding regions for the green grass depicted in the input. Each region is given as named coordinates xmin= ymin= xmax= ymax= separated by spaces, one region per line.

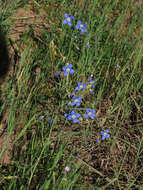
xmin=0 ymin=0 xmax=143 ymax=189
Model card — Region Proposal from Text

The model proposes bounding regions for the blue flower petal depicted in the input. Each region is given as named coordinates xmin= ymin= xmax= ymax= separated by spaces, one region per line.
xmin=92 ymin=110 xmax=96 ymax=114
xmin=76 ymin=102 xmax=80 ymax=106
xmin=106 ymin=134 xmax=110 ymax=138
xmin=90 ymin=115 xmax=95 ymax=119
xmin=73 ymin=118 xmax=78 ymax=123
xmin=101 ymin=131 xmax=104 ymax=135
xmin=48 ymin=119 xmax=53 ymax=124
xmin=101 ymin=136 xmax=105 ymax=140
xmin=84 ymin=114 xmax=89 ymax=118
xmin=70 ymin=69 xmax=74 ymax=75
xmin=86 ymin=109 xmax=90 ymax=113
xmin=75 ymin=87 xmax=79 ymax=91
xmin=68 ymin=63 xmax=73 ymax=68
xmin=64 ymin=113 xmax=68 ymax=117
xmin=63 ymin=19 xmax=68 ymax=24
xmin=64 ymin=71 xmax=68 ymax=76
xmin=56 ymin=71 xmax=60 ymax=76
xmin=81 ymin=28 xmax=86 ymax=33
xmin=105 ymin=129 xmax=109 ymax=133
xmin=67 ymin=115 xmax=72 ymax=120
xmin=76 ymin=113 xmax=80 ymax=118
xmin=71 ymin=102 xmax=75 ymax=106
xmin=62 ymin=66 xmax=67 ymax=71
xmin=68 ymin=22 xmax=72 ymax=26
xmin=75 ymin=25 xmax=80 ymax=29
xmin=64 ymin=13 xmax=69 ymax=18
xmin=71 ymin=110 xmax=75 ymax=114
xmin=73 ymin=96 xmax=76 ymax=100
xmin=77 ymin=20 xmax=82 ymax=25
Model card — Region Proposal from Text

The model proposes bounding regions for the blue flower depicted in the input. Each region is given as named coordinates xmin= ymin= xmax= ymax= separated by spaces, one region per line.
xmin=71 ymin=96 xmax=82 ymax=106
xmin=62 ymin=63 xmax=74 ymax=76
xmin=84 ymin=109 xmax=96 ymax=119
xmin=101 ymin=129 xmax=110 ymax=140
xmin=87 ymin=42 xmax=90 ymax=48
xmin=75 ymin=20 xmax=87 ymax=34
xmin=89 ymin=77 xmax=95 ymax=88
xmin=56 ymin=71 xmax=61 ymax=76
xmin=96 ymin=136 xmax=100 ymax=143
xmin=89 ymin=89 xmax=94 ymax=95
xmin=67 ymin=110 xmax=80 ymax=123
xmin=63 ymin=13 xmax=74 ymax=26
xmin=64 ymin=113 xmax=68 ymax=117
xmin=48 ymin=119 xmax=53 ymax=124
xmin=75 ymin=82 xmax=86 ymax=91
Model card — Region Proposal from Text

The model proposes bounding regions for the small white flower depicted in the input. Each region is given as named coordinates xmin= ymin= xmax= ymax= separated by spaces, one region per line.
xmin=116 ymin=65 xmax=120 ymax=68
xmin=38 ymin=115 xmax=44 ymax=120
xmin=64 ymin=166 xmax=70 ymax=172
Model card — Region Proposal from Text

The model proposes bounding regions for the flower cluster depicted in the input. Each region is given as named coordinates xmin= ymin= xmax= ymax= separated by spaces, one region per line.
xmin=64 ymin=75 xmax=97 ymax=123
xmin=60 ymin=14 xmax=110 ymax=141
xmin=63 ymin=13 xmax=88 ymax=35
xmin=62 ymin=73 xmax=98 ymax=124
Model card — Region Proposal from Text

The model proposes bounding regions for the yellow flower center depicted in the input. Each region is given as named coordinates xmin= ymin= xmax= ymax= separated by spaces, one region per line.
xmin=88 ymin=112 xmax=92 ymax=115
xmin=67 ymin=18 xmax=71 ymax=22
xmin=72 ymin=115 xmax=76 ymax=119
xmin=75 ymin=99 xmax=78 ymax=102
xmin=66 ymin=68 xmax=70 ymax=72
xmin=104 ymin=132 xmax=107 ymax=136
xmin=80 ymin=85 xmax=83 ymax=89
xmin=80 ymin=24 xmax=83 ymax=28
